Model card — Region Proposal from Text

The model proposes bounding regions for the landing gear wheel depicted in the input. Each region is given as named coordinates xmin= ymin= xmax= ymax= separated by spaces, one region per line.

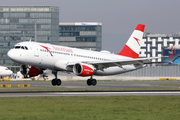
xmin=51 ymin=79 xmax=57 ymax=86
xmin=91 ymin=79 xmax=97 ymax=86
xmin=51 ymin=79 xmax=62 ymax=86
xmin=87 ymin=78 xmax=97 ymax=86
xmin=87 ymin=79 xmax=92 ymax=86
xmin=56 ymin=79 xmax=61 ymax=86
xmin=51 ymin=71 xmax=62 ymax=86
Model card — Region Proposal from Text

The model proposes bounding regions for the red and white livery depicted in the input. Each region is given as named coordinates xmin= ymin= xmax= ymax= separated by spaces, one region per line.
xmin=7 ymin=24 xmax=159 ymax=86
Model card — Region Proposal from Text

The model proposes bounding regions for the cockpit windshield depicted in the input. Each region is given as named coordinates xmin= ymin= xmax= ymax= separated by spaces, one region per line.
xmin=13 ymin=46 xmax=28 ymax=50
xmin=14 ymin=46 xmax=20 ymax=49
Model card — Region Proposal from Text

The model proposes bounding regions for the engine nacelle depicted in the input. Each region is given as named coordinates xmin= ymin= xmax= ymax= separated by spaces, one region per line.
xmin=73 ymin=63 xmax=95 ymax=76
xmin=20 ymin=65 xmax=43 ymax=78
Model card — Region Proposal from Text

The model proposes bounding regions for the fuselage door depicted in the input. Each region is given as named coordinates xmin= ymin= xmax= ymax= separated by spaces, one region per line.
xmin=34 ymin=44 xmax=39 ymax=57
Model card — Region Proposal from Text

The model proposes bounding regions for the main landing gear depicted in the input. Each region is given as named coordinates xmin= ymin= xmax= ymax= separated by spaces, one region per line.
xmin=87 ymin=76 xmax=97 ymax=86
xmin=51 ymin=71 xmax=97 ymax=86
xmin=51 ymin=71 xmax=61 ymax=86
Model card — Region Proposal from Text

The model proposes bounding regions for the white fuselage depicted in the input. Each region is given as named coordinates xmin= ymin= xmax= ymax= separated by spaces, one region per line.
xmin=7 ymin=42 xmax=143 ymax=76
xmin=0 ymin=66 xmax=13 ymax=76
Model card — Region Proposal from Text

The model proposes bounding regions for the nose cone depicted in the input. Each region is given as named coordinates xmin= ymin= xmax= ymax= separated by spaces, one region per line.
xmin=8 ymin=70 xmax=13 ymax=75
xmin=5 ymin=70 xmax=13 ymax=75
xmin=7 ymin=49 xmax=16 ymax=61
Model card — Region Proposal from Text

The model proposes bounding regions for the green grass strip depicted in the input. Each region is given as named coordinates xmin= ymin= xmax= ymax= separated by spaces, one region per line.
xmin=0 ymin=96 xmax=180 ymax=120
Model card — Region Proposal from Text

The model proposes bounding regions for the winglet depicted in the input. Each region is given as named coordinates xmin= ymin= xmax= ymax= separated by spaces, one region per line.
xmin=117 ymin=24 xmax=145 ymax=58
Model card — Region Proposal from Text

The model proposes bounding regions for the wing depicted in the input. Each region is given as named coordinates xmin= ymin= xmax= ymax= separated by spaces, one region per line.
xmin=67 ymin=57 xmax=162 ymax=70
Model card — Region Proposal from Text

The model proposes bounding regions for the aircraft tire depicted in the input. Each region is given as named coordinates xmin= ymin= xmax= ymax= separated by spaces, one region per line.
xmin=91 ymin=79 xmax=97 ymax=86
xmin=87 ymin=79 xmax=92 ymax=86
xmin=56 ymin=79 xmax=61 ymax=86
xmin=51 ymin=79 xmax=57 ymax=86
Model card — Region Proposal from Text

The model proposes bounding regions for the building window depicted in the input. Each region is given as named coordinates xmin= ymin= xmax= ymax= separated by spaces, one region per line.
xmin=60 ymin=32 xmax=79 ymax=36
xmin=76 ymin=37 xmax=96 ymax=42
xmin=59 ymin=26 xmax=97 ymax=31
xmin=0 ymin=19 xmax=10 ymax=24
xmin=30 ymin=13 xmax=51 ymax=18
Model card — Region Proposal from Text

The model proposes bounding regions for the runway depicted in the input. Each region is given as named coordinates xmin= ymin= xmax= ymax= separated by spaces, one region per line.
xmin=1 ymin=80 xmax=180 ymax=89
xmin=0 ymin=80 xmax=180 ymax=97
xmin=1 ymin=91 xmax=180 ymax=97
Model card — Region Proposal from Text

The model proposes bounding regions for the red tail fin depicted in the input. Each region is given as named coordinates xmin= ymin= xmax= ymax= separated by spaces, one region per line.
xmin=118 ymin=24 xmax=145 ymax=58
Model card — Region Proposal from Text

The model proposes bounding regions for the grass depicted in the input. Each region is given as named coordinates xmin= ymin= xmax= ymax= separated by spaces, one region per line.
xmin=0 ymin=80 xmax=180 ymax=119
xmin=0 ymin=96 xmax=180 ymax=120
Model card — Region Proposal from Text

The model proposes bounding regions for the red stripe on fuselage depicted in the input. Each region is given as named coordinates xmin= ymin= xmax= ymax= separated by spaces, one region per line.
xmin=40 ymin=45 xmax=53 ymax=57
xmin=117 ymin=45 xmax=139 ymax=58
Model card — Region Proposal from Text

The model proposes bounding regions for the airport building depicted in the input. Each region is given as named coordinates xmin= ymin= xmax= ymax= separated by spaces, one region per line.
xmin=140 ymin=33 xmax=180 ymax=63
xmin=0 ymin=6 xmax=59 ymax=66
xmin=0 ymin=6 xmax=102 ymax=66
xmin=162 ymin=46 xmax=180 ymax=64
xmin=59 ymin=22 xmax=102 ymax=51
xmin=119 ymin=32 xmax=180 ymax=77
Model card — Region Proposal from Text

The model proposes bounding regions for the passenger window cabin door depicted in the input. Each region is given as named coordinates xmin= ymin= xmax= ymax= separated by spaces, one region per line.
xmin=34 ymin=44 xmax=39 ymax=57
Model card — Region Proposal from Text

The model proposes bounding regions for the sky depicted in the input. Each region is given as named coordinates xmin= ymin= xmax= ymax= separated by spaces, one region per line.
xmin=1 ymin=0 xmax=180 ymax=53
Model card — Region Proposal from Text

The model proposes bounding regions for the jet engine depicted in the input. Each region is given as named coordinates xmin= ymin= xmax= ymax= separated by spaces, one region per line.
xmin=20 ymin=65 xmax=43 ymax=78
xmin=73 ymin=63 xmax=95 ymax=76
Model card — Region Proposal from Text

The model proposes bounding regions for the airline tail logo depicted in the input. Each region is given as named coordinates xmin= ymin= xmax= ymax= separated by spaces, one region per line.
xmin=133 ymin=37 xmax=140 ymax=46
xmin=118 ymin=24 xmax=145 ymax=58
xmin=169 ymin=46 xmax=176 ymax=60
xmin=40 ymin=45 xmax=53 ymax=57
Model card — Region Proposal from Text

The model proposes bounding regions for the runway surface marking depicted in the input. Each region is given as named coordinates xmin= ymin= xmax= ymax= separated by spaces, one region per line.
xmin=53 ymin=92 xmax=180 ymax=94
xmin=1 ymin=91 xmax=180 ymax=97
xmin=50 ymin=91 xmax=180 ymax=96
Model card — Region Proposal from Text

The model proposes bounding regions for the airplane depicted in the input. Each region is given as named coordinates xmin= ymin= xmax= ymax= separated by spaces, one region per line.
xmin=0 ymin=66 xmax=13 ymax=77
xmin=7 ymin=24 xmax=160 ymax=86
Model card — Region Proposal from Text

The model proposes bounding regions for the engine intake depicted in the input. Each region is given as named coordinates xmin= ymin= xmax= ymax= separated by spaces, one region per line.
xmin=73 ymin=63 xmax=95 ymax=76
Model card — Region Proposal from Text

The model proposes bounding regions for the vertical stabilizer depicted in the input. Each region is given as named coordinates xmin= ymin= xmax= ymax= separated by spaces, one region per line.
xmin=117 ymin=24 xmax=145 ymax=58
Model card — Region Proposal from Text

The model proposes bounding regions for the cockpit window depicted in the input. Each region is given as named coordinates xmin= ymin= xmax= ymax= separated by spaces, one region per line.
xmin=13 ymin=46 xmax=28 ymax=50
xmin=15 ymin=46 xmax=21 ymax=49
xmin=21 ymin=46 xmax=24 ymax=49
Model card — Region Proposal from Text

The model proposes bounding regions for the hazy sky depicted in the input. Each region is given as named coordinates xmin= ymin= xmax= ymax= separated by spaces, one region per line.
xmin=1 ymin=0 xmax=180 ymax=53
